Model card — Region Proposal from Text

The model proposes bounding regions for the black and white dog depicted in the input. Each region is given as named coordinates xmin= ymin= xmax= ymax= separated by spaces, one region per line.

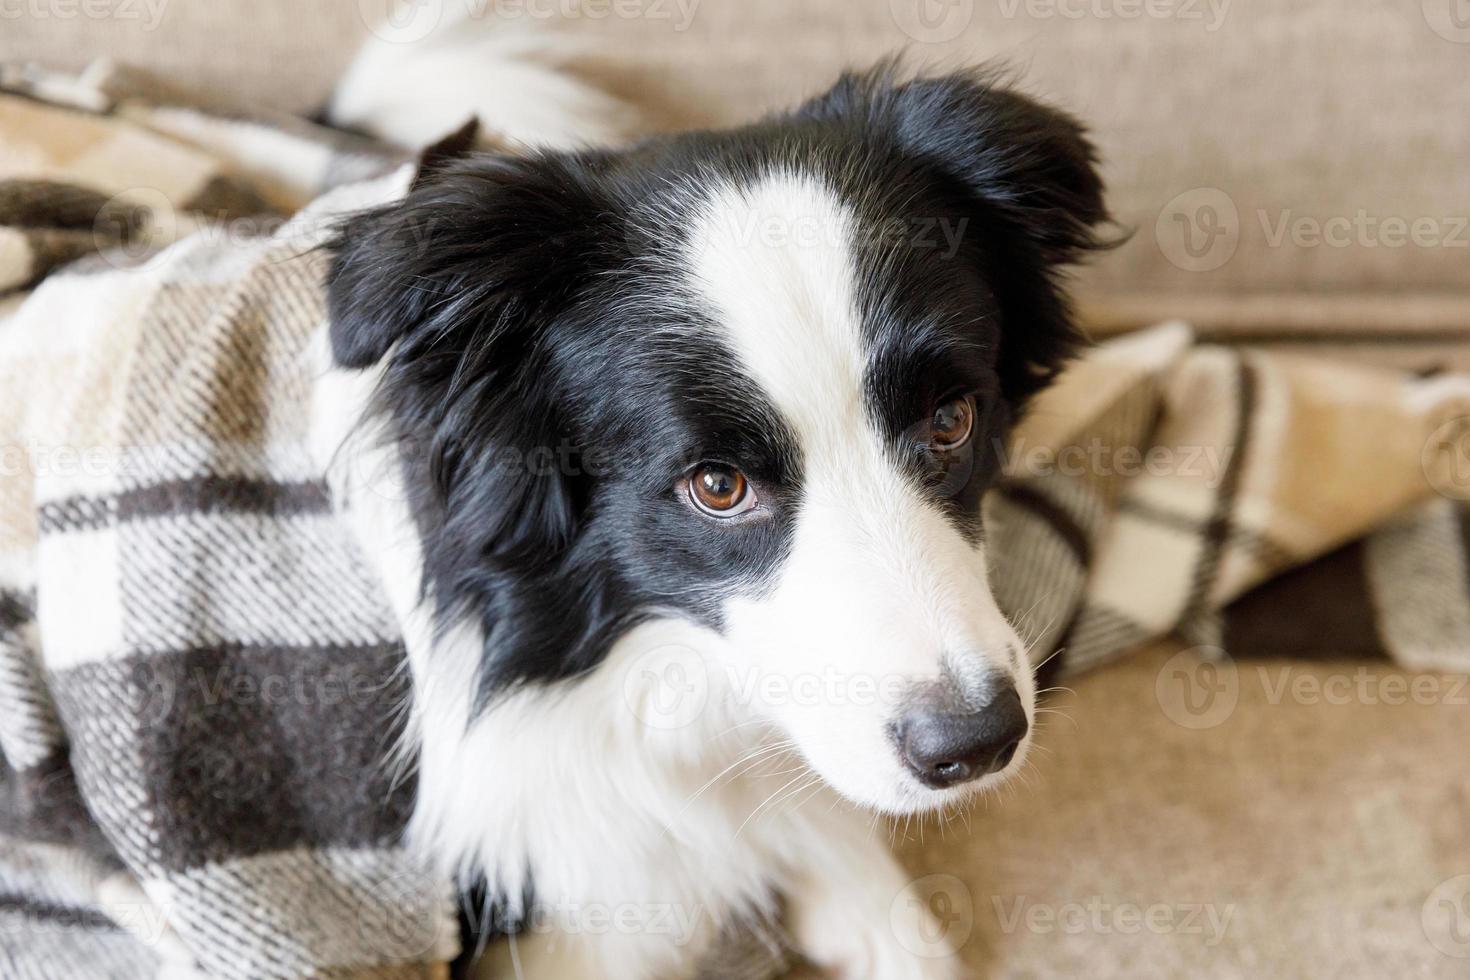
xmin=318 ymin=36 xmax=1107 ymax=980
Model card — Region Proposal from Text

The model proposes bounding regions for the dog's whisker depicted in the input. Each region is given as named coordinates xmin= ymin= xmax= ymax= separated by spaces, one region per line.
xmin=1032 ymin=644 xmax=1069 ymax=672
xmin=680 ymin=739 xmax=798 ymax=811
xmin=776 ymin=775 xmax=826 ymax=822
xmin=737 ymin=770 xmax=813 ymax=837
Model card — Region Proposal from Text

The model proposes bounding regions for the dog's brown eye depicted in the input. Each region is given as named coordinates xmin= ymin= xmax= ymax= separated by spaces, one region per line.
xmin=687 ymin=464 xmax=755 ymax=517
xmin=929 ymin=396 xmax=975 ymax=451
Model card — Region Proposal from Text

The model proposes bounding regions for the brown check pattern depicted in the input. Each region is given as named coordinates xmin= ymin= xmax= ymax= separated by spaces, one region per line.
xmin=0 ymin=64 xmax=453 ymax=980
xmin=992 ymin=324 xmax=1470 ymax=683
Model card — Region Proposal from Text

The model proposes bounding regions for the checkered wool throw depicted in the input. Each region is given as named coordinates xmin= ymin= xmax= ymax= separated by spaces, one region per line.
xmin=1 ymin=62 xmax=1468 ymax=980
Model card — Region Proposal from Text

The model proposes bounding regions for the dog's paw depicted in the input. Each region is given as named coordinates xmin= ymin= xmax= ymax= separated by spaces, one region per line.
xmin=802 ymin=940 xmax=967 ymax=980
xmin=793 ymin=887 xmax=968 ymax=980
xmin=471 ymin=928 xmax=704 ymax=980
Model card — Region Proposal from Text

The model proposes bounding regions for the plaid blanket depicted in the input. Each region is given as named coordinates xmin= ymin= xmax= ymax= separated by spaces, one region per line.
xmin=989 ymin=325 xmax=1470 ymax=681
xmin=1 ymin=62 xmax=1468 ymax=980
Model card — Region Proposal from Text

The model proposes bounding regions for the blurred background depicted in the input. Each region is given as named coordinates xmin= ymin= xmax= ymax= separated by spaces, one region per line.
xmin=3 ymin=2 xmax=1466 ymax=977
xmin=5 ymin=0 xmax=1468 ymax=365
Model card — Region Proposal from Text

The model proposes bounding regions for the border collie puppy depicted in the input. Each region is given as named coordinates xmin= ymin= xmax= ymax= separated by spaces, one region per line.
xmin=320 ymin=63 xmax=1107 ymax=979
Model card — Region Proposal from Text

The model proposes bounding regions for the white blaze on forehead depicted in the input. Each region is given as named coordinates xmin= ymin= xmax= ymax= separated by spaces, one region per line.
xmin=684 ymin=169 xmax=995 ymax=648
xmin=683 ymin=171 xmax=1030 ymax=811
xmin=687 ymin=172 xmax=869 ymax=440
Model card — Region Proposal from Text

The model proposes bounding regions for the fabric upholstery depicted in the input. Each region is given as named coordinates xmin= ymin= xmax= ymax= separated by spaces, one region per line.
xmin=3 ymin=0 xmax=1469 ymax=336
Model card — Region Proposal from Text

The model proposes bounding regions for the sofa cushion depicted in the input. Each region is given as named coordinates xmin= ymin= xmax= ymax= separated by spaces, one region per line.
xmin=4 ymin=0 xmax=1467 ymax=336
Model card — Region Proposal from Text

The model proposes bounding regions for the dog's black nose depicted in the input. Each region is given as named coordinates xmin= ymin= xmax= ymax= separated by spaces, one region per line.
xmin=897 ymin=684 xmax=1028 ymax=789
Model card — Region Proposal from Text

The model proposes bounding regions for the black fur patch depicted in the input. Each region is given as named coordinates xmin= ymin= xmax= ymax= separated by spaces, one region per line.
xmin=326 ymin=65 xmax=1109 ymax=711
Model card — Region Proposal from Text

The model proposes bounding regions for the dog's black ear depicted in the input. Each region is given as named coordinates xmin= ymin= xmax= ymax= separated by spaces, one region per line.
xmin=329 ymin=153 xmax=637 ymax=704
xmin=327 ymin=154 xmax=625 ymax=679
xmin=797 ymin=66 xmax=1112 ymax=405
xmin=411 ymin=116 xmax=481 ymax=193
xmin=326 ymin=153 xmax=612 ymax=369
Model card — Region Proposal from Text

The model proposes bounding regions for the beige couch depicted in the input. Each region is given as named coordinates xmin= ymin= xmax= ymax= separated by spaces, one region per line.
xmin=5 ymin=3 xmax=1467 ymax=976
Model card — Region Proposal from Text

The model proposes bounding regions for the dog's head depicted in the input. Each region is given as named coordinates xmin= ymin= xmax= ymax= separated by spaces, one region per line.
xmin=328 ymin=67 xmax=1108 ymax=815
